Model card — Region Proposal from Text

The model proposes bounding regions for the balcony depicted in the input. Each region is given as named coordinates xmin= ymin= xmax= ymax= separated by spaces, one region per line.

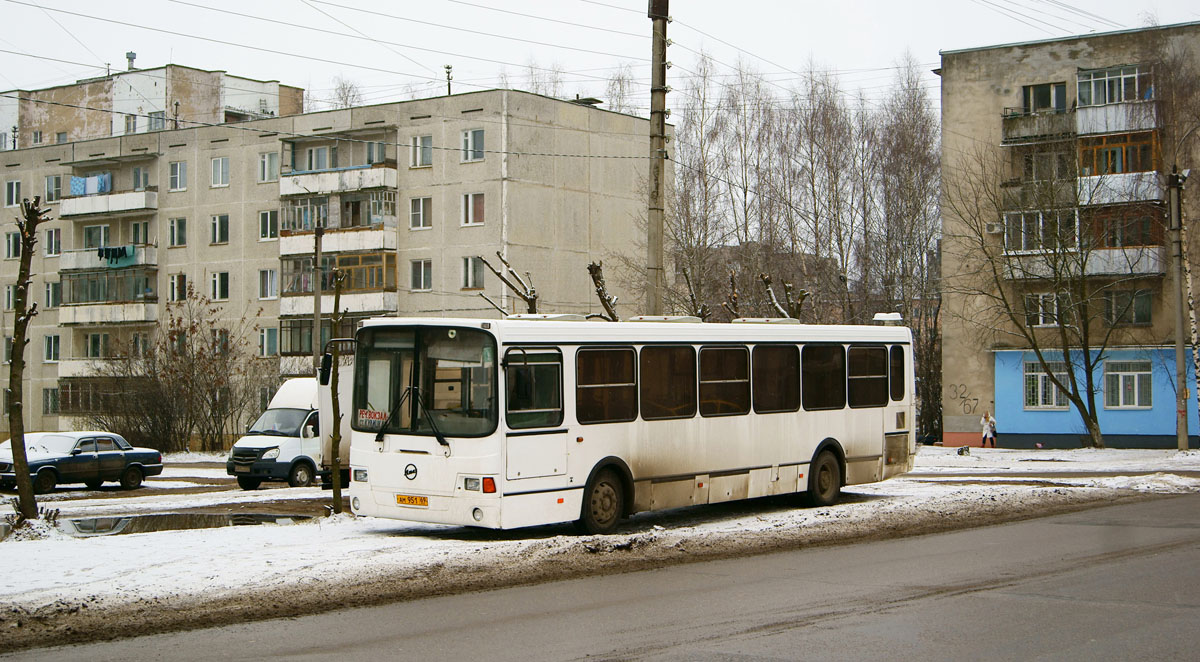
xmin=58 ymin=244 xmax=157 ymax=271
xmin=59 ymin=190 xmax=157 ymax=219
xmin=1076 ymin=102 xmax=1156 ymax=136
xmin=279 ymin=164 xmax=397 ymax=197
xmin=56 ymin=358 xmax=106 ymax=379
xmin=1078 ymin=172 xmax=1163 ymax=206
xmin=281 ymin=291 xmax=398 ymax=317
xmin=1003 ymin=246 xmax=1166 ymax=280
xmin=1001 ymin=179 xmax=1077 ymax=210
xmin=1001 ymin=109 xmax=1074 ymax=145
xmin=59 ymin=302 xmax=158 ymax=326
xmin=280 ymin=226 xmax=397 ymax=256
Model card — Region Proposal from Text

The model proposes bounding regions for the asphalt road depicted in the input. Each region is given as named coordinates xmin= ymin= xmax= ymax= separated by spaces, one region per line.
xmin=13 ymin=492 xmax=1199 ymax=661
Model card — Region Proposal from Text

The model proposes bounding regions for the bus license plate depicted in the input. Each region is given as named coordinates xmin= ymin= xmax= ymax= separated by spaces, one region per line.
xmin=395 ymin=494 xmax=428 ymax=507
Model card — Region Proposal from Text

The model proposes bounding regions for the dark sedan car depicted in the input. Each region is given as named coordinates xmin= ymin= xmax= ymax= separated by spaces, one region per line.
xmin=0 ymin=431 xmax=164 ymax=493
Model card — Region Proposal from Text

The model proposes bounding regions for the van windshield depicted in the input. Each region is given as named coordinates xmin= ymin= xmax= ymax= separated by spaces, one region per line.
xmin=248 ymin=408 xmax=309 ymax=437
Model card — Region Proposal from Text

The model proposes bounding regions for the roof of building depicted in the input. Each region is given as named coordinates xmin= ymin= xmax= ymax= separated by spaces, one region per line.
xmin=939 ymin=19 xmax=1200 ymax=57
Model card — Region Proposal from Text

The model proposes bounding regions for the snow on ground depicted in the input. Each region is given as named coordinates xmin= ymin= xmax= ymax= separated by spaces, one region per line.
xmin=2 ymin=446 xmax=1200 ymax=643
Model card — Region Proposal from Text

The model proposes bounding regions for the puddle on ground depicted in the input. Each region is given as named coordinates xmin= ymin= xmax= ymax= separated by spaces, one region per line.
xmin=0 ymin=513 xmax=312 ymax=540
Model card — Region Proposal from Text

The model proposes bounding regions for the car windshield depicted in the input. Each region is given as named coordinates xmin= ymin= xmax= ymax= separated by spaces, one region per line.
xmin=30 ymin=434 xmax=78 ymax=454
xmin=248 ymin=408 xmax=309 ymax=437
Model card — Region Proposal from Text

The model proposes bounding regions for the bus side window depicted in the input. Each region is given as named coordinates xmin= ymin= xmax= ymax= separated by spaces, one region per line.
xmin=699 ymin=346 xmax=750 ymax=417
xmin=576 ymin=348 xmax=638 ymax=424
xmin=753 ymin=344 xmax=800 ymax=413
xmin=640 ymin=345 xmax=696 ymax=420
xmin=802 ymin=344 xmax=846 ymax=410
xmin=506 ymin=349 xmax=564 ymax=429
xmin=848 ymin=345 xmax=888 ymax=408
xmin=889 ymin=345 xmax=906 ymax=401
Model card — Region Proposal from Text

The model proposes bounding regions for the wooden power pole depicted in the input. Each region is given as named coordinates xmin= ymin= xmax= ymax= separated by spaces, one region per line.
xmin=312 ymin=226 xmax=324 ymax=374
xmin=645 ymin=0 xmax=669 ymax=315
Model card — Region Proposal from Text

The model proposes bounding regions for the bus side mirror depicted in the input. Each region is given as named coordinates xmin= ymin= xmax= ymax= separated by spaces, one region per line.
xmin=318 ymin=353 xmax=333 ymax=385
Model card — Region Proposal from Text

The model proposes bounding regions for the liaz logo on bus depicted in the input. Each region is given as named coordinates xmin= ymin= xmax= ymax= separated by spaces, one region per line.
xmin=357 ymin=409 xmax=386 ymax=430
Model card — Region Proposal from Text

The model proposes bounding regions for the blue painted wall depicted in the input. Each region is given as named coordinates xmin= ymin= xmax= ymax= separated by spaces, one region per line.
xmin=994 ymin=349 xmax=1198 ymax=443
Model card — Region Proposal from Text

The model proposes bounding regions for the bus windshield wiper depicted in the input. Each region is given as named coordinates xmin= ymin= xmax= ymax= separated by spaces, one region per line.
xmin=412 ymin=387 xmax=451 ymax=455
xmin=375 ymin=386 xmax=413 ymax=442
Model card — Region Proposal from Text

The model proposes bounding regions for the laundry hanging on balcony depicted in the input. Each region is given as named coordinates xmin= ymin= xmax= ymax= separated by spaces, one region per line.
xmin=97 ymin=245 xmax=133 ymax=266
xmin=69 ymin=174 xmax=112 ymax=196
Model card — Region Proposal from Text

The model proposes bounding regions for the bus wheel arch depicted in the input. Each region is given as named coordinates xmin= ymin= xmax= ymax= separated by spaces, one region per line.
xmin=807 ymin=439 xmax=845 ymax=507
xmin=576 ymin=457 xmax=634 ymax=534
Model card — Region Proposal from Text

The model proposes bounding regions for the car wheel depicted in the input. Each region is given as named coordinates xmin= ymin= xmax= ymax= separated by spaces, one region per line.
xmin=237 ymin=476 xmax=263 ymax=491
xmin=807 ymin=451 xmax=841 ymax=507
xmin=84 ymin=479 xmax=103 ymax=490
xmin=33 ymin=470 xmax=57 ymax=494
xmin=576 ymin=468 xmax=624 ymax=535
xmin=288 ymin=462 xmax=314 ymax=488
xmin=119 ymin=466 xmax=144 ymax=490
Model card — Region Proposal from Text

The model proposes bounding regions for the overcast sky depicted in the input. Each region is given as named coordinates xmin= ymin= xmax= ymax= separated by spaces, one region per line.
xmin=2 ymin=0 xmax=1198 ymax=110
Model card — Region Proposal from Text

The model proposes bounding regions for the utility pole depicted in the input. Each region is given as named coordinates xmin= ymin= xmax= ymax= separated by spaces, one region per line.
xmin=312 ymin=225 xmax=324 ymax=374
xmin=645 ymin=0 xmax=670 ymax=315
xmin=445 ymin=65 xmax=453 ymax=96
xmin=1169 ymin=166 xmax=1190 ymax=451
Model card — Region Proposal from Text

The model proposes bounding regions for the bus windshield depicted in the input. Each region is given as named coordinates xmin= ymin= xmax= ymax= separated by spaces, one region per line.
xmin=352 ymin=325 xmax=497 ymax=438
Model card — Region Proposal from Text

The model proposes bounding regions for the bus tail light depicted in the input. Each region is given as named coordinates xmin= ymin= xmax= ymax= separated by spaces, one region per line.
xmin=482 ymin=477 xmax=496 ymax=493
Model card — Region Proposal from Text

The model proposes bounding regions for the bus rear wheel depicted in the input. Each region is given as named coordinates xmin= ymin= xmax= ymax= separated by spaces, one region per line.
xmin=577 ymin=468 xmax=623 ymax=535
xmin=807 ymin=451 xmax=841 ymax=507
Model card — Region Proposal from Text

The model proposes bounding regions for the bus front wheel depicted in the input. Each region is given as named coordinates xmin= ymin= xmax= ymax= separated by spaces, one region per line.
xmin=807 ymin=451 xmax=841 ymax=507
xmin=577 ymin=468 xmax=624 ymax=535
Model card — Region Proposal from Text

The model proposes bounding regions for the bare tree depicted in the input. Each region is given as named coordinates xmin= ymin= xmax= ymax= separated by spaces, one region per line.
xmin=331 ymin=75 xmax=364 ymax=109
xmin=5 ymin=197 xmax=50 ymax=521
xmin=586 ymin=262 xmax=620 ymax=321
xmin=523 ymin=59 xmax=565 ymax=98
xmin=479 ymin=252 xmax=538 ymax=314
xmin=604 ymin=62 xmax=638 ymax=115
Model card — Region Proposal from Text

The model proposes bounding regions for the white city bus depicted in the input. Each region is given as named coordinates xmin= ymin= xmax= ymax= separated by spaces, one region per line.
xmin=333 ymin=315 xmax=915 ymax=534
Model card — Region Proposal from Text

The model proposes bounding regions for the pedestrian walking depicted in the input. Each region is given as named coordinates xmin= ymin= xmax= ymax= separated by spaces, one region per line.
xmin=980 ymin=411 xmax=997 ymax=448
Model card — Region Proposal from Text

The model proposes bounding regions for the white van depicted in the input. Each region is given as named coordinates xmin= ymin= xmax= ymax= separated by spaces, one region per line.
xmin=226 ymin=378 xmax=321 ymax=490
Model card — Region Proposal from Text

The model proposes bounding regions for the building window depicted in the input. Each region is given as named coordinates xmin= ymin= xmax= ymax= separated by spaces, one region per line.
xmin=210 ymin=214 xmax=229 ymax=244
xmin=169 ymin=161 xmax=187 ymax=191
xmin=55 ymin=132 xmax=67 ymax=144
xmin=259 ymin=327 xmax=279 ymax=357
xmin=1094 ymin=211 xmax=1159 ymax=248
xmin=410 ymin=197 xmax=432 ymax=229
xmin=45 ymin=175 xmax=62 ymax=202
xmin=366 ymin=141 xmax=386 ymax=164
xmin=410 ymin=259 xmax=432 ymax=291
xmin=259 ymin=269 xmax=278 ymax=299
xmin=411 ymin=135 xmax=433 ymax=167
xmin=45 ymin=281 xmax=61 ymax=308
xmin=461 ymin=193 xmax=484 ymax=226
xmin=282 ymin=196 xmax=328 ymax=231
xmin=44 ymin=334 xmax=60 ymax=362
xmin=85 ymin=332 xmax=110 ymax=359
xmin=306 ymin=147 xmax=329 ymax=171
xmin=259 ymin=210 xmax=278 ymax=240
xmin=4 ymin=232 xmax=20 ymax=258
xmin=169 ymin=273 xmax=188 ymax=302
xmin=1022 ymin=150 xmax=1073 ymax=182
xmin=5 ymin=180 xmax=19 ymax=207
xmin=148 ymin=111 xmax=165 ymax=131
xmin=132 ymin=220 xmax=150 ymax=245
xmin=1077 ymin=65 xmax=1151 ymax=107
xmin=32 ymin=131 xmax=42 ymax=144
xmin=1004 ymin=209 xmax=1078 ymax=252
xmin=124 ymin=115 xmax=136 ymax=134
xmin=462 ymin=256 xmax=485 ymax=289
xmin=3 ymin=284 xmax=14 ymax=310
xmin=1024 ymin=361 xmax=1069 ymax=409
xmin=2 ymin=336 xmax=10 ymax=363
xmin=211 ymin=156 xmax=230 ymax=187
xmin=132 ymin=167 xmax=149 ymax=191
xmin=1079 ymin=132 xmax=1156 ymax=176
xmin=83 ymin=224 xmax=110 ymax=249
xmin=44 ymin=228 xmax=60 ymax=256
xmin=169 ymin=218 xmax=187 ymax=247
xmin=1024 ymin=292 xmax=1061 ymax=327
xmin=1104 ymin=289 xmax=1152 ymax=326
xmin=1021 ymin=82 xmax=1066 ymax=114
xmin=461 ymin=129 xmax=484 ymax=162
xmin=1105 ymin=361 xmax=1152 ymax=409
xmin=210 ymin=272 xmax=230 ymax=300
xmin=42 ymin=388 xmax=60 ymax=416
xmin=258 ymin=152 xmax=279 ymax=182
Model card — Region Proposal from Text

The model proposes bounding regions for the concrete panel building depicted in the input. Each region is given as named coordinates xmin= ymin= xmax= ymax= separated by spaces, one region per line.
xmin=939 ymin=22 xmax=1200 ymax=448
xmin=1 ymin=88 xmax=657 ymax=436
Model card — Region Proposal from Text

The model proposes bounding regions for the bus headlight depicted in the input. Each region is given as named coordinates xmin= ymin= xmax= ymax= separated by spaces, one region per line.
xmin=353 ymin=469 xmax=369 ymax=482
xmin=261 ymin=447 xmax=280 ymax=460
xmin=464 ymin=477 xmax=481 ymax=491
xmin=472 ymin=508 xmax=483 ymax=522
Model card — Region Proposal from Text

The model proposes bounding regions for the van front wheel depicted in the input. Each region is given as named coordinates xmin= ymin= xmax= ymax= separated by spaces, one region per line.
xmin=288 ymin=463 xmax=314 ymax=488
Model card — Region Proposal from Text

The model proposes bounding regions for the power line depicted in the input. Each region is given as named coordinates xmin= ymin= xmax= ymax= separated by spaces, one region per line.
xmin=298 ymin=0 xmax=438 ymax=75
xmin=442 ymin=0 xmax=647 ymax=39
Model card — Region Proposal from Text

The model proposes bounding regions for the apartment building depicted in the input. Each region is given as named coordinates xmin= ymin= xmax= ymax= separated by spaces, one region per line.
xmin=939 ymin=22 xmax=1200 ymax=448
xmin=1 ymin=89 xmax=656 ymax=435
